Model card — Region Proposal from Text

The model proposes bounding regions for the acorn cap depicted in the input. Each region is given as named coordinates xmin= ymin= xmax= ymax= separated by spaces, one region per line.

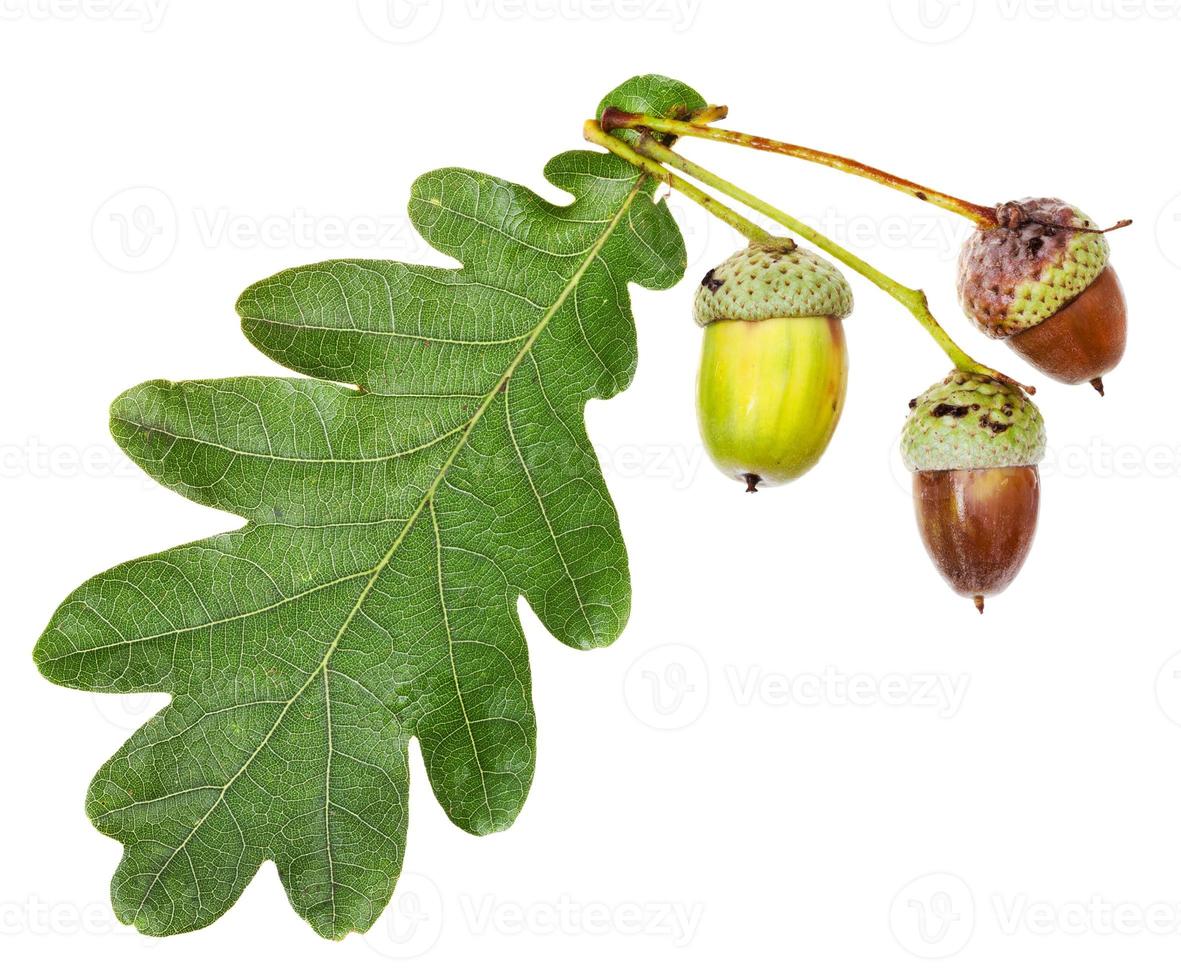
xmin=694 ymin=239 xmax=853 ymax=327
xmin=901 ymin=372 xmax=1046 ymax=472
xmin=957 ymin=197 xmax=1110 ymax=339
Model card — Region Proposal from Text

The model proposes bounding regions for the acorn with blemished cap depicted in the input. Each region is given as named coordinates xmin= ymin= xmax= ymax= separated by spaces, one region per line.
xmin=900 ymin=371 xmax=1046 ymax=613
xmin=957 ymin=197 xmax=1127 ymax=394
xmin=694 ymin=238 xmax=852 ymax=492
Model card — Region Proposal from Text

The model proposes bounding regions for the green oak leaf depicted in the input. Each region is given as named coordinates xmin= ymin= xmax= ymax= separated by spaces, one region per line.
xmin=596 ymin=73 xmax=708 ymax=146
xmin=34 ymin=73 xmax=701 ymax=940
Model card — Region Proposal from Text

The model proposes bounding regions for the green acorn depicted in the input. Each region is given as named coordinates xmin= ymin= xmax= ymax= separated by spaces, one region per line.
xmin=901 ymin=372 xmax=1046 ymax=612
xmin=694 ymin=239 xmax=853 ymax=491
xmin=957 ymin=197 xmax=1127 ymax=393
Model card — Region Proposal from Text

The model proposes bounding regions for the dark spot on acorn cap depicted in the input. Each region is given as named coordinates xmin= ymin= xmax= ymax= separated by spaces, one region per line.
xmin=701 ymin=268 xmax=724 ymax=293
xmin=931 ymin=403 xmax=971 ymax=418
xmin=908 ymin=397 xmax=918 ymax=410
xmin=1027 ymin=237 xmax=1044 ymax=257
xmin=916 ymin=191 xmax=928 ymax=201
xmin=979 ymin=415 xmax=1012 ymax=434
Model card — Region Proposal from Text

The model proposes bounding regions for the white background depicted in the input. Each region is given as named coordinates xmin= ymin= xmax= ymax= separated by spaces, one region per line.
xmin=3 ymin=0 xmax=1181 ymax=975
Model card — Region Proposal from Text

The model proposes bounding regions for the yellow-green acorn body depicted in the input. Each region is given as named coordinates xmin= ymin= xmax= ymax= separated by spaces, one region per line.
xmin=694 ymin=240 xmax=853 ymax=491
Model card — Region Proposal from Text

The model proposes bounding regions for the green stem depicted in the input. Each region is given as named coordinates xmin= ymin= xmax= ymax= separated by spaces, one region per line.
xmin=600 ymin=109 xmax=998 ymax=227
xmin=625 ymin=132 xmax=1032 ymax=393
xmin=684 ymin=104 xmax=729 ymax=126
xmin=583 ymin=121 xmax=772 ymax=244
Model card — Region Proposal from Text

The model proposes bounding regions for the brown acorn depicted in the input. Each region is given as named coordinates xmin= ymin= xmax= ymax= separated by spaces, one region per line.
xmin=957 ymin=198 xmax=1126 ymax=394
xmin=900 ymin=372 xmax=1046 ymax=612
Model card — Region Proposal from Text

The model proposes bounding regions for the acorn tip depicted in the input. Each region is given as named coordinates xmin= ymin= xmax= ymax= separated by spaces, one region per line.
xmin=1090 ymin=377 xmax=1105 ymax=396
xmin=743 ymin=473 xmax=761 ymax=494
xmin=973 ymin=595 xmax=985 ymax=614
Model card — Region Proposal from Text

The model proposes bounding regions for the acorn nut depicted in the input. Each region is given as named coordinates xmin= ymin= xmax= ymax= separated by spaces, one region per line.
xmin=901 ymin=372 xmax=1046 ymax=612
xmin=694 ymin=239 xmax=852 ymax=491
xmin=957 ymin=197 xmax=1127 ymax=394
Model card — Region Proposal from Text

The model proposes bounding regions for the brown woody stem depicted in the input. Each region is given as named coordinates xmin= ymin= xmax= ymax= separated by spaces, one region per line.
xmin=600 ymin=107 xmax=999 ymax=227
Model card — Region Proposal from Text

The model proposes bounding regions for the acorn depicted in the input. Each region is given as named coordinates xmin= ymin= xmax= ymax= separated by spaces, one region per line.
xmin=694 ymin=239 xmax=852 ymax=492
xmin=957 ymin=197 xmax=1126 ymax=394
xmin=900 ymin=372 xmax=1046 ymax=612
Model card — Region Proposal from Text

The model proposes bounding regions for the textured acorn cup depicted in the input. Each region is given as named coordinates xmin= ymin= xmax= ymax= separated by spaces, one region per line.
xmin=694 ymin=239 xmax=853 ymax=491
xmin=901 ymin=373 xmax=1046 ymax=611
xmin=957 ymin=197 xmax=1126 ymax=393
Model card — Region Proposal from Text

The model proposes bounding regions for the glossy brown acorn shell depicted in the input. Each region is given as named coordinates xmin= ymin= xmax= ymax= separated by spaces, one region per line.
xmin=913 ymin=465 xmax=1040 ymax=608
xmin=1007 ymin=265 xmax=1127 ymax=387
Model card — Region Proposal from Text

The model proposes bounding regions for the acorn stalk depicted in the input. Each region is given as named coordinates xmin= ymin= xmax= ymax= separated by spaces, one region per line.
xmin=694 ymin=239 xmax=852 ymax=490
xmin=901 ymin=372 xmax=1046 ymax=611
